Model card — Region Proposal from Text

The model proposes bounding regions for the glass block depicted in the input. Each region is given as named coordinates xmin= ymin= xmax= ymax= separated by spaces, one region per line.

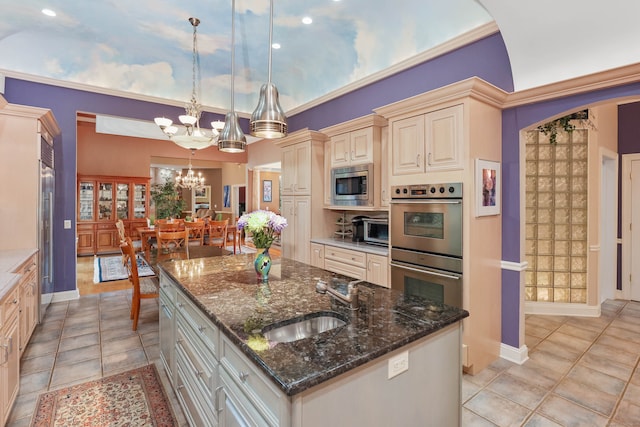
xmin=526 ymin=224 xmax=537 ymax=239
xmin=571 ymin=241 xmax=586 ymax=255
xmin=538 ymin=145 xmax=552 ymax=160
xmin=525 ymin=286 xmax=536 ymax=301
xmin=554 ymin=272 xmax=570 ymax=287
xmin=555 ymin=130 xmax=570 ymax=144
xmin=571 ymin=209 xmax=586 ymax=224
xmin=555 ymin=146 xmax=570 ymax=160
xmin=538 ymin=208 xmax=552 ymax=223
xmin=554 ymin=208 xmax=569 ymax=224
xmin=572 ymin=176 xmax=587 ymax=193
xmin=554 ymin=256 xmax=570 ymax=271
xmin=526 ymin=176 xmax=539 ymax=190
xmin=526 ymin=192 xmax=538 ymax=208
xmin=571 ymin=273 xmax=587 ymax=288
xmin=555 ymin=224 xmax=569 ymax=240
xmin=554 ymin=288 xmax=570 ymax=303
xmin=537 ymin=287 xmax=552 ymax=302
xmin=537 ymin=272 xmax=553 ymax=286
xmin=573 ymin=129 xmax=588 ymax=144
xmin=525 ymin=239 xmax=536 ymax=255
xmin=554 ymin=161 xmax=569 ymax=176
xmin=526 ymin=144 xmax=538 ymax=158
xmin=554 ymin=176 xmax=569 ymax=192
xmin=538 ymin=224 xmax=552 ymax=239
xmin=525 ymin=271 xmax=536 ymax=286
xmin=537 ymin=256 xmax=553 ymax=271
xmin=539 ymin=177 xmax=553 ymax=192
xmin=571 ymin=256 xmax=587 ymax=272
xmin=571 ymin=192 xmax=587 ymax=208
xmin=554 ymin=192 xmax=569 ymax=208
xmin=538 ymin=161 xmax=553 ymax=176
xmin=571 ymin=289 xmax=586 ymax=303
xmin=572 ymin=144 xmax=588 ymax=160
xmin=538 ymin=240 xmax=552 ymax=255
xmin=571 ymin=225 xmax=587 ymax=240
xmin=528 ymin=256 xmax=537 ymax=270
xmin=526 ymin=161 xmax=539 ymax=176
xmin=554 ymin=240 xmax=570 ymax=256
xmin=538 ymin=193 xmax=553 ymax=208
xmin=572 ymin=161 xmax=588 ymax=176
xmin=526 ymin=208 xmax=537 ymax=223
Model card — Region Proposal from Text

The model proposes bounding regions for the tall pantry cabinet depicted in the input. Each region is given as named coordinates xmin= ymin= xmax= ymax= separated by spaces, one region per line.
xmin=276 ymin=129 xmax=331 ymax=264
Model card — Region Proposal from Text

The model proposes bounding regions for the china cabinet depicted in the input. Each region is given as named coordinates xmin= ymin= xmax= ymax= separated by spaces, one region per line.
xmin=77 ymin=174 xmax=150 ymax=255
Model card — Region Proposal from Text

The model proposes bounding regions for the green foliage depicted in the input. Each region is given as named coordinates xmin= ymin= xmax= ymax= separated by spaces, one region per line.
xmin=537 ymin=116 xmax=575 ymax=145
xmin=150 ymin=179 xmax=186 ymax=219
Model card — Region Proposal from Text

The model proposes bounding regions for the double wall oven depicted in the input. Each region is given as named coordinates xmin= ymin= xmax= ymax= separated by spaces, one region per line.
xmin=390 ymin=183 xmax=463 ymax=308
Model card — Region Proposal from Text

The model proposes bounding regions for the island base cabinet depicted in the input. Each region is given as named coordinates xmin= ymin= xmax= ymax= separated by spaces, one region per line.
xmin=290 ymin=323 xmax=462 ymax=427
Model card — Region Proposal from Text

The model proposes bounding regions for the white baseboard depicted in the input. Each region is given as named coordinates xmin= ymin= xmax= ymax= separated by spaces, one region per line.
xmin=500 ymin=343 xmax=529 ymax=365
xmin=525 ymin=301 xmax=601 ymax=317
xmin=51 ymin=289 xmax=80 ymax=303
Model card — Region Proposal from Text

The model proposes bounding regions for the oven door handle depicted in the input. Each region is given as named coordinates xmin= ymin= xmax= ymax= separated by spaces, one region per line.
xmin=390 ymin=261 xmax=461 ymax=280
xmin=390 ymin=199 xmax=461 ymax=205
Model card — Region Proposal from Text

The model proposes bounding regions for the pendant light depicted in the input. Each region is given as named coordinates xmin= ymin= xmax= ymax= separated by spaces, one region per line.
xmin=249 ymin=0 xmax=288 ymax=138
xmin=218 ymin=0 xmax=247 ymax=153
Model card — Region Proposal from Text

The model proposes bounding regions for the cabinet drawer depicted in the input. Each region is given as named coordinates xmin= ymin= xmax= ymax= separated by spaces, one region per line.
xmin=176 ymin=314 xmax=217 ymax=396
xmin=324 ymin=246 xmax=366 ymax=268
xmin=97 ymin=223 xmax=116 ymax=230
xmin=324 ymin=259 xmax=366 ymax=281
xmin=2 ymin=285 xmax=20 ymax=325
xmin=176 ymin=292 xmax=219 ymax=358
xmin=15 ymin=255 xmax=37 ymax=277
xmin=175 ymin=362 xmax=215 ymax=427
xmin=159 ymin=274 xmax=176 ymax=303
xmin=220 ymin=335 xmax=284 ymax=426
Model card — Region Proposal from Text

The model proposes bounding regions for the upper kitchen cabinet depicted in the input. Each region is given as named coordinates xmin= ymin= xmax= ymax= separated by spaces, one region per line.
xmin=281 ymin=139 xmax=312 ymax=196
xmin=321 ymin=114 xmax=388 ymax=210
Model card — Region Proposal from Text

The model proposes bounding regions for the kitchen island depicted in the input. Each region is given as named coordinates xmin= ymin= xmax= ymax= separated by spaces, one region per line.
xmin=158 ymin=253 xmax=468 ymax=427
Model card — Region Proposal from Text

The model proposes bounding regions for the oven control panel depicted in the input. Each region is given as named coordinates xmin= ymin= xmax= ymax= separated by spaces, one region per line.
xmin=391 ymin=183 xmax=462 ymax=199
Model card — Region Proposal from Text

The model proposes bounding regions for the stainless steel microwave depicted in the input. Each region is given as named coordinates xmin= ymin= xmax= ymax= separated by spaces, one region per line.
xmin=331 ymin=163 xmax=373 ymax=207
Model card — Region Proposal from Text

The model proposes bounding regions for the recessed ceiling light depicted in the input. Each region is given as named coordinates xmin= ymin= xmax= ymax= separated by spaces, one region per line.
xmin=41 ymin=8 xmax=56 ymax=17
xmin=302 ymin=17 xmax=312 ymax=25
xmin=272 ymin=43 xmax=281 ymax=49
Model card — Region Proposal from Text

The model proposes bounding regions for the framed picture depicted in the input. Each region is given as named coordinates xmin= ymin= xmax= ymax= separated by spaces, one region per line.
xmin=223 ymin=185 xmax=230 ymax=207
xmin=476 ymin=159 xmax=500 ymax=216
xmin=263 ymin=180 xmax=272 ymax=202
xmin=195 ymin=185 xmax=210 ymax=200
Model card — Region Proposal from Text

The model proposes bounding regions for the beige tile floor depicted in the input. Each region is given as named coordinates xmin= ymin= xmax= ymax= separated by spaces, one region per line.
xmin=6 ymin=290 xmax=187 ymax=427
xmin=463 ymin=299 xmax=640 ymax=426
xmin=6 ymin=292 xmax=640 ymax=426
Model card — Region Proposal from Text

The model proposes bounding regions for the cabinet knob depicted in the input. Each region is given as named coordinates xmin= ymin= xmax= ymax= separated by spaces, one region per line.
xmin=239 ymin=371 xmax=249 ymax=382
xmin=198 ymin=325 xmax=206 ymax=333
xmin=417 ymin=153 xmax=422 ymax=167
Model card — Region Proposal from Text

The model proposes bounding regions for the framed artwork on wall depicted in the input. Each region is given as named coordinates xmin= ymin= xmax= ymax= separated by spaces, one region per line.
xmin=476 ymin=159 xmax=500 ymax=216
xmin=223 ymin=185 xmax=230 ymax=208
xmin=263 ymin=180 xmax=272 ymax=202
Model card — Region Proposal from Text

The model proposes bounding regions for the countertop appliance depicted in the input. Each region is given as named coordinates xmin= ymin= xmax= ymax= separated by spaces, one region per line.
xmin=363 ymin=217 xmax=388 ymax=246
xmin=331 ymin=163 xmax=373 ymax=207
xmin=390 ymin=183 xmax=463 ymax=308
xmin=351 ymin=215 xmax=368 ymax=242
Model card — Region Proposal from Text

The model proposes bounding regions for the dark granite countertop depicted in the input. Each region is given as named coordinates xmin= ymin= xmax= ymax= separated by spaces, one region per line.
xmin=158 ymin=254 xmax=468 ymax=396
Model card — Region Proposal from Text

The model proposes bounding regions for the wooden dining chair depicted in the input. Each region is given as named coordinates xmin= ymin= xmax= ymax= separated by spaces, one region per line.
xmin=115 ymin=219 xmax=126 ymax=244
xmin=208 ymin=219 xmax=228 ymax=248
xmin=157 ymin=229 xmax=189 ymax=252
xmin=156 ymin=219 xmax=185 ymax=231
xmin=185 ymin=221 xmax=206 ymax=245
xmin=120 ymin=239 xmax=158 ymax=331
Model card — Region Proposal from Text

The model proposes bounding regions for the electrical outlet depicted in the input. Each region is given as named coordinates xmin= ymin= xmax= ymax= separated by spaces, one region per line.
xmin=388 ymin=351 xmax=409 ymax=379
xmin=63 ymin=220 xmax=72 ymax=229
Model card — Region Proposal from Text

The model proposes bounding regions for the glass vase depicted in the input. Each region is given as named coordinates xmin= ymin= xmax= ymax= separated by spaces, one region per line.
xmin=254 ymin=247 xmax=272 ymax=282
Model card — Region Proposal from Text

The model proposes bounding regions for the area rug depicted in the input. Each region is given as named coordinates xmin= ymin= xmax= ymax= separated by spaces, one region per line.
xmin=30 ymin=364 xmax=176 ymax=427
xmin=93 ymin=255 xmax=155 ymax=283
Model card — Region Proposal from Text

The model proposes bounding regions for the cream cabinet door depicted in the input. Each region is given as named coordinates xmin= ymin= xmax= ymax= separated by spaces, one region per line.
xmin=280 ymin=196 xmax=295 ymax=258
xmin=281 ymin=145 xmax=296 ymax=195
xmin=310 ymin=243 xmax=325 ymax=269
xmin=324 ymin=140 xmax=332 ymax=206
xmin=294 ymin=196 xmax=311 ymax=264
xmin=392 ymin=115 xmax=425 ymax=176
xmin=330 ymin=133 xmax=351 ymax=168
xmin=380 ymin=126 xmax=389 ymax=208
xmin=349 ymin=128 xmax=374 ymax=165
xmin=294 ymin=142 xmax=312 ymax=194
xmin=425 ymin=104 xmax=463 ymax=171
xmin=367 ymin=253 xmax=389 ymax=287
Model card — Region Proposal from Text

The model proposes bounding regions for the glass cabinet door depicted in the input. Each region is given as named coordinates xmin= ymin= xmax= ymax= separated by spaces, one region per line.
xmin=79 ymin=181 xmax=95 ymax=221
xmin=116 ymin=183 xmax=130 ymax=219
xmin=134 ymin=183 xmax=147 ymax=219
xmin=98 ymin=182 xmax=114 ymax=220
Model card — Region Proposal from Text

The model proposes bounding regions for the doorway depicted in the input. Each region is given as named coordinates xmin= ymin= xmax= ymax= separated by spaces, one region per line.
xmin=231 ymin=184 xmax=246 ymax=220
xmin=599 ymin=149 xmax=618 ymax=303
xmin=622 ymin=154 xmax=640 ymax=301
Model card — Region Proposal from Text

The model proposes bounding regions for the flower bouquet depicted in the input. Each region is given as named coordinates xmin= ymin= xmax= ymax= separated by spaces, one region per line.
xmin=237 ymin=210 xmax=288 ymax=249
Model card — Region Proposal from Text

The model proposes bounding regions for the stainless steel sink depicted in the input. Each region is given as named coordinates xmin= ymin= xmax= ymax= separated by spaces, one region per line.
xmin=262 ymin=312 xmax=347 ymax=343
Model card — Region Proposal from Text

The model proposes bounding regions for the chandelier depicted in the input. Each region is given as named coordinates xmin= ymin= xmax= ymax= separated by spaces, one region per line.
xmin=155 ymin=17 xmax=221 ymax=151
xmin=175 ymin=150 xmax=205 ymax=190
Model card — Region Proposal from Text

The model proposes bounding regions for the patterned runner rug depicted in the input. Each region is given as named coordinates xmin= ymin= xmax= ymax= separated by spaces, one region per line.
xmin=93 ymin=254 xmax=155 ymax=283
xmin=30 ymin=364 xmax=176 ymax=427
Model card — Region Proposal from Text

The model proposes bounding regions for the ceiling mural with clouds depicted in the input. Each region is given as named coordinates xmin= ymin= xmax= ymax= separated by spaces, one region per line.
xmin=0 ymin=0 xmax=492 ymax=114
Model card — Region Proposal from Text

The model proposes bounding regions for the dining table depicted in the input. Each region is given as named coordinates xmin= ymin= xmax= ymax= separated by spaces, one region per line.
xmin=136 ymin=223 xmax=243 ymax=253
xmin=141 ymin=245 xmax=232 ymax=274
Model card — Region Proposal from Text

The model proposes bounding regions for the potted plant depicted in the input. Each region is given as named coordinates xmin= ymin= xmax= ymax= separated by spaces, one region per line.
xmin=150 ymin=179 xmax=186 ymax=220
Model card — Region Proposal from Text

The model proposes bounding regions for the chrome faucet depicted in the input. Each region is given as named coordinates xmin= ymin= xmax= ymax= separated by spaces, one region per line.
xmin=316 ymin=279 xmax=362 ymax=310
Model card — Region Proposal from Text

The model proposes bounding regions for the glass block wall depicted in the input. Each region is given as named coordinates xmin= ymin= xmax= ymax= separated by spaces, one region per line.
xmin=525 ymin=128 xmax=588 ymax=303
